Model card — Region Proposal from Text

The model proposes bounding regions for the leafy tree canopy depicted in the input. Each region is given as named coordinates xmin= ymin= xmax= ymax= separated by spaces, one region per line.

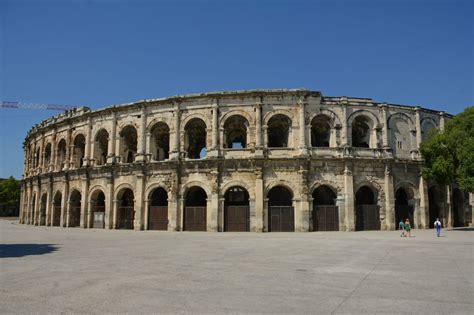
xmin=0 ymin=176 xmax=21 ymax=208
xmin=420 ymin=106 xmax=474 ymax=192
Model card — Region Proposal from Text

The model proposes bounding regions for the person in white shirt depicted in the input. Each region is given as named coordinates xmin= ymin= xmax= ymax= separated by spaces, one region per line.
xmin=434 ymin=218 xmax=442 ymax=237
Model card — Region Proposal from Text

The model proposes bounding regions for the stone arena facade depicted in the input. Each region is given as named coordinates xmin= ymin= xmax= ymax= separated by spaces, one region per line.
xmin=19 ymin=89 xmax=472 ymax=232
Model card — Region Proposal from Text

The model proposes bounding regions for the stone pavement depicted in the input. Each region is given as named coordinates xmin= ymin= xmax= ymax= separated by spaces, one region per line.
xmin=1 ymin=219 xmax=473 ymax=314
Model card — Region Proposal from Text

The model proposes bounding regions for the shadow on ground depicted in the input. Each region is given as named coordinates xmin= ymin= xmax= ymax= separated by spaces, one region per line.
xmin=447 ymin=227 xmax=474 ymax=232
xmin=0 ymin=244 xmax=58 ymax=258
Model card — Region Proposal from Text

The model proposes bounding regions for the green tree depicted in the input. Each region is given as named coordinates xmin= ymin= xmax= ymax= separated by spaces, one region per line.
xmin=420 ymin=106 xmax=474 ymax=192
xmin=0 ymin=176 xmax=21 ymax=208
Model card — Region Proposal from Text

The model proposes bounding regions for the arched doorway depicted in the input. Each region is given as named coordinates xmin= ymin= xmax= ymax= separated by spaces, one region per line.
xmin=29 ymin=193 xmax=36 ymax=225
xmin=117 ymin=188 xmax=134 ymax=229
xmin=395 ymin=188 xmax=414 ymax=229
xmin=148 ymin=187 xmax=168 ymax=230
xmin=73 ymin=134 xmax=86 ymax=168
xmin=428 ymin=186 xmax=440 ymax=228
xmin=224 ymin=186 xmax=250 ymax=231
xmin=352 ymin=116 xmax=372 ymax=148
xmin=355 ymin=186 xmax=380 ymax=231
xmin=452 ymin=188 xmax=464 ymax=227
xmin=53 ymin=192 xmax=62 ymax=227
xmin=311 ymin=115 xmax=331 ymax=147
xmin=184 ymin=186 xmax=207 ymax=231
xmin=268 ymin=115 xmax=291 ymax=148
xmin=90 ymin=190 xmax=106 ymax=229
xmin=224 ymin=115 xmax=249 ymax=149
xmin=69 ymin=190 xmax=82 ymax=227
xmin=150 ymin=122 xmax=170 ymax=161
xmin=94 ymin=129 xmax=109 ymax=166
xmin=39 ymin=193 xmax=47 ymax=226
xmin=267 ymin=186 xmax=294 ymax=232
xmin=312 ymin=185 xmax=338 ymax=231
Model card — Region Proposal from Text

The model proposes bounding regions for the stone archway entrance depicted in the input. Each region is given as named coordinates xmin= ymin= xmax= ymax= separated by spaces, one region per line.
xmin=117 ymin=188 xmax=134 ymax=229
xmin=268 ymin=186 xmax=294 ymax=232
xmin=355 ymin=186 xmax=380 ymax=231
xmin=53 ymin=192 xmax=62 ymax=226
xmin=224 ymin=186 xmax=250 ymax=232
xmin=148 ymin=187 xmax=168 ymax=230
xmin=312 ymin=186 xmax=338 ymax=231
xmin=91 ymin=190 xmax=106 ymax=229
xmin=395 ymin=188 xmax=414 ymax=229
xmin=184 ymin=187 xmax=207 ymax=231
xmin=69 ymin=190 xmax=81 ymax=227
xmin=39 ymin=194 xmax=47 ymax=226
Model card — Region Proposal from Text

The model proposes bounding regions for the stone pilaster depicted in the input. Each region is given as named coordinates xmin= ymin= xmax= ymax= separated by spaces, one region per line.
xmin=343 ymin=161 xmax=355 ymax=231
xmin=107 ymin=113 xmax=117 ymax=164
xmin=84 ymin=117 xmax=92 ymax=166
xmin=135 ymin=106 xmax=147 ymax=162
xmin=380 ymin=103 xmax=389 ymax=149
xmin=341 ymin=98 xmax=349 ymax=147
xmin=298 ymin=98 xmax=308 ymax=156
xmin=384 ymin=164 xmax=395 ymax=230
xmin=134 ymin=173 xmax=145 ymax=230
xmin=170 ymin=103 xmax=180 ymax=160
xmin=418 ymin=175 xmax=429 ymax=228
xmin=207 ymin=100 xmax=220 ymax=158
xmin=105 ymin=176 xmax=114 ymax=229
xmin=415 ymin=107 xmax=422 ymax=149
xmin=255 ymin=101 xmax=263 ymax=154
xmin=254 ymin=169 xmax=264 ymax=232
xmin=80 ymin=175 xmax=89 ymax=228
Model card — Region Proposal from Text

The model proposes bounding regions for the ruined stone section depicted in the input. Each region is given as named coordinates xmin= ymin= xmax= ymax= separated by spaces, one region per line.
xmin=18 ymin=89 xmax=472 ymax=231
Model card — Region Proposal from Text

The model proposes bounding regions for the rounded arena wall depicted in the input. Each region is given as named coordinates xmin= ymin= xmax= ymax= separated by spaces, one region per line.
xmin=19 ymin=89 xmax=472 ymax=232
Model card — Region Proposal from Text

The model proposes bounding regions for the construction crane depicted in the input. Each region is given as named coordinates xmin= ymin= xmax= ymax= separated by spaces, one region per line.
xmin=0 ymin=101 xmax=78 ymax=111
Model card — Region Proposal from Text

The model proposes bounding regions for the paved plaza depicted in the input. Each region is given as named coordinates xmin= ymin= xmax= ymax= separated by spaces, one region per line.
xmin=1 ymin=219 xmax=473 ymax=314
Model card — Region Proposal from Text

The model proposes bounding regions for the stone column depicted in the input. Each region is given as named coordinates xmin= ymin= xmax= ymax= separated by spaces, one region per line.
xmin=208 ymin=101 xmax=219 ymax=158
xmin=218 ymin=197 xmax=225 ymax=232
xmin=80 ymin=175 xmax=89 ymax=228
xmin=84 ymin=117 xmax=92 ymax=166
xmin=107 ymin=114 xmax=117 ymax=164
xmin=298 ymin=98 xmax=308 ymax=156
xmin=168 ymin=182 xmax=178 ymax=231
xmin=263 ymin=126 xmax=268 ymax=148
xmin=46 ymin=180 xmax=53 ymax=226
xmin=446 ymin=185 xmax=453 ymax=228
xmin=50 ymin=133 xmax=56 ymax=172
xmin=134 ymin=173 xmax=145 ymax=230
xmin=179 ymin=197 xmax=185 ymax=231
xmin=145 ymin=132 xmax=151 ymax=162
xmin=415 ymin=107 xmax=422 ymax=149
xmin=254 ymin=169 xmax=264 ymax=232
xmin=209 ymin=170 xmax=219 ymax=231
xmin=112 ymin=199 xmax=119 ymax=229
xmin=418 ymin=174 xmax=429 ymax=228
xmin=380 ymin=104 xmax=389 ymax=148
xmin=144 ymin=198 xmax=150 ymax=230
xmin=255 ymin=102 xmax=263 ymax=150
xmin=439 ymin=112 xmax=446 ymax=131
xmin=60 ymin=179 xmax=69 ymax=227
xmin=170 ymin=103 xmax=181 ymax=160
xmin=384 ymin=164 xmax=395 ymax=230
xmin=341 ymin=99 xmax=349 ymax=147
xmin=135 ymin=106 xmax=147 ymax=162
xmin=343 ymin=161 xmax=355 ymax=231
xmin=105 ymin=176 xmax=114 ymax=229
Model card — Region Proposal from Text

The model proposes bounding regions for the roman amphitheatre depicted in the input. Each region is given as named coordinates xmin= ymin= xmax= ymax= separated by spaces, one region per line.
xmin=19 ymin=89 xmax=472 ymax=232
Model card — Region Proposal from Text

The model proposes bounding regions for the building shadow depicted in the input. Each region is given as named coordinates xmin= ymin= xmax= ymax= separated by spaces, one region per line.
xmin=447 ymin=227 xmax=474 ymax=232
xmin=0 ymin=244 xmax=58 ymax=258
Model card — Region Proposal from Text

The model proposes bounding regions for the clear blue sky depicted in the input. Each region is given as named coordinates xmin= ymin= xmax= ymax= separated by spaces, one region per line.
xmin=0 ymin=0 xmax=473 ymax=179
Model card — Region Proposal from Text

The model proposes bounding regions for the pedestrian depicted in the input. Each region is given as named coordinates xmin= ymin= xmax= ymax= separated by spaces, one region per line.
xmin=404 ymin=218 xmax=411 ymax=237
xmin=399 ymin=219 xmax=405 ymax=237
xmin=434 ymin=218 xmax=442 ymax=237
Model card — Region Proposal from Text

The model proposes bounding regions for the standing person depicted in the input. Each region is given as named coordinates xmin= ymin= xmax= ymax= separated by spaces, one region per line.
xmin=434 ymin=218 xmax=442 ymax=237
xmin=399 ymin=219 xmax=405 ymax=237
xmin=404 ymin=218 xmax=411 ymax=237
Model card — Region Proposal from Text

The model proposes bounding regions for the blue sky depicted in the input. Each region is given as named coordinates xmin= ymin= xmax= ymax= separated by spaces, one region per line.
xmin=0 ymin=0 xmax=473 ymax=179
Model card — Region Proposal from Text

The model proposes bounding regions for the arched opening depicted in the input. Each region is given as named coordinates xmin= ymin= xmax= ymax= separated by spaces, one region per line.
xmin=69 ymin=190 xmax=82 ymax=227
xmin=428 ymin=186 xmax=440 ymax=228
xmin=57 ymin=139 xmax=67 ymax=170
xmin=120 ymin=126 xmax=138 ymax=163
xmin=224 ymin=186 xmax=250 ymax=231
xmin=185 ymin=118 xmax=206 ymax=159
xmin=73 ymin=134 xmax=86 ymax=168
xmin=117 ymin=188 xmax=134 ymax=229
xmin=452 ymin=188 xmax=464 ymax=227
xmin=395 ymin=187 xmax=414 ymax=229
xmin=311 ymin=115 xmax=331 ymax=147
xmin=355 ymin=186 xmax=380 ymax=231
xmin=184 ymin=186 xmax=207 ymax=231
xmin=44 ymin=143 xmax=52 ymax=169
xmin=90 ymin=190 xmax=106 ymax=229
xmin=148 ymin=187 xmax=168 ymax=230
xmin=94 ymin=129 xmax=109 ymax=166
xmin=39 ymin=193 xmax=47 ymax=226
xmin=224 ymin=115 xmax=249 ymax=149
xmin=352 ymin=116 xmax=371 ymax=148
xmin=312 ymin=185 xmax=338 ymax=231
xmin=29 ymin=194 xmax=36 ymax=225
xmin=268 ymin=114 xmax=291 ymax=148
xmin=35 ymin=148 xmax=40 ymax=168
xmin=53 ymin=192 xmax=62 ymax=227
xmin=267 ymin=186 xmax=294 ymax=232
xmin=150 ymin=122 xmax=170 ymax=161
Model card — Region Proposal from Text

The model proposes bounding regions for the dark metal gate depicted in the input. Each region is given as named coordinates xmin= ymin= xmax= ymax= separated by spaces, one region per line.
xmin=225 ymin=206 xmax=249 ymax=232
xmin=395 ymin=205 xmax=414 ymax=229
xmin=118 ymin=206 xmax=134 ymax=229
xmin=149 ymin=206 xmax=168 ymax=230
xmin=70 ymin=206 xmax=81 ymax=227
xmin=269 ymin=206 xmax=294 ymax=232
xmin=184 ymin=206 xmax=206 ymax=231
xmin=93 ymin=205 xmax=105 ymax=229
xmin=356 ymin=205 xmax=380 ymax=231
xmin=313 ymin=205 xmax=339 ymax=231
xmin=53 ymin=205 xmax=61 ymax=226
